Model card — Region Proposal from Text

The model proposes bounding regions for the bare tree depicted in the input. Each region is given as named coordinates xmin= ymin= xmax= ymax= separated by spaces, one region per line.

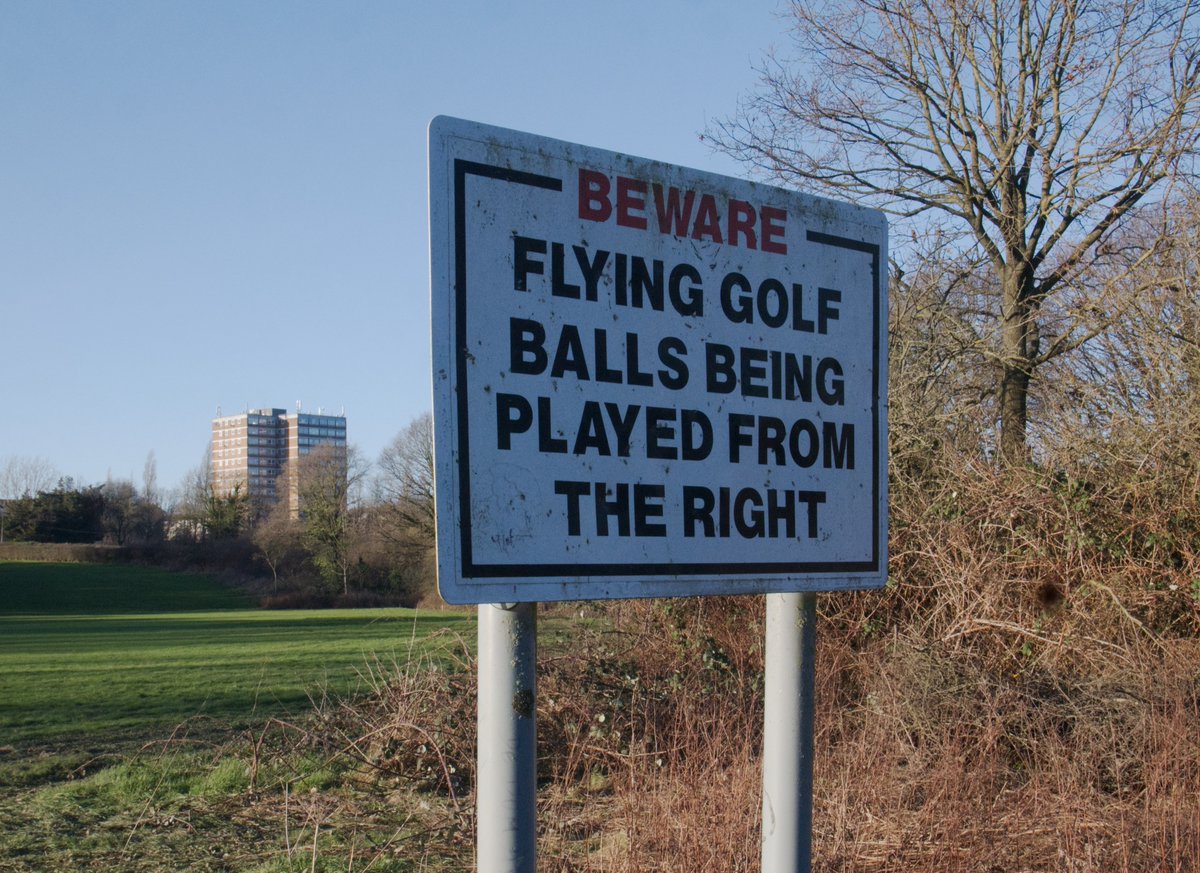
xmin=0 ymin=455 xmax=59 ymax=499
xmin=887 ymin=236 xmax=997 ymax=478
xmin=295 ymin=444 xmax=369 ymax=595
xmin=101 ymin=479 xmax=138 ymax=546
xmin=142 ymin=451 xmax=158 ymax=508
xmin=1042 ymin=196 xmax=1200 ymax=458
xmin=716 ymin=0 xmax=1200 ymax=462
xmin=374 ymin=413 xmax=435 ymax=550
xmin=165 ymin=450 xmax=214 ymax=542
xmin=253 ymin=499 xmax=302 ymax=593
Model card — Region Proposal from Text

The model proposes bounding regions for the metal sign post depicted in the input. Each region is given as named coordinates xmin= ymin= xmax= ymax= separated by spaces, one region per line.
xmin=477 ymin=602 xmax=538 ymax=873
xmin=762 ymin=592 xmax=817 ymax=872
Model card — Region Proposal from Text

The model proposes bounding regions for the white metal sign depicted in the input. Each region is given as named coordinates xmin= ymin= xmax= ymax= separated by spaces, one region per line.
xmin=429 ymin=116 xmax=887 ymax=604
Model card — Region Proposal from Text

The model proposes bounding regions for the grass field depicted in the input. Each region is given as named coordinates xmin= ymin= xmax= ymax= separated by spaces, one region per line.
xmin=0 ymin=561 xmax=477 ymax=871
xmin=0 ymin=562 xmax=471 ymax=745
xmin=0 ymin=561 xmax=254 ymax=614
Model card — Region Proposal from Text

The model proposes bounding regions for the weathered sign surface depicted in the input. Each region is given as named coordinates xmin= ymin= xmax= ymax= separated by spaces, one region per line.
xmin=429 ymin=116 xmax=888 ymax=603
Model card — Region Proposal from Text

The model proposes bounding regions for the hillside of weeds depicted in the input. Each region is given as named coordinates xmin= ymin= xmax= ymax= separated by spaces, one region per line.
xmin=228 ymin=247 xmax=1200 ymax=870
xmin=257 ymin=432 xmax=1195 ymax=872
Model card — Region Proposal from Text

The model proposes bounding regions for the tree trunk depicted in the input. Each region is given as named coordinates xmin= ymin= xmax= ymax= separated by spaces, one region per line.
xmin=999 ymin=361 xmax=1030 ymax=464
xmin=999 ymin=266 xmax=1036 ymax=465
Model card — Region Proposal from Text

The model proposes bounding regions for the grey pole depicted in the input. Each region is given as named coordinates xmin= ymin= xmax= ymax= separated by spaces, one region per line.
xmin=477 ymin=602 xmax=538 ymax=873
xmin=761 ymin=591 xmax=817 ymax=873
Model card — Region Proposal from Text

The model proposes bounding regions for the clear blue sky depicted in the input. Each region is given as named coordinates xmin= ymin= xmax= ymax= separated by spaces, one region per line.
xmin=0 ymin=0 xmax=785 ymax=496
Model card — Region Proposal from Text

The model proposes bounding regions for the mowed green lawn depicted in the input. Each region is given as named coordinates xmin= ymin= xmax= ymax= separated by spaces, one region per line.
xmin=0 ymin=562 xmax=471 ymax=745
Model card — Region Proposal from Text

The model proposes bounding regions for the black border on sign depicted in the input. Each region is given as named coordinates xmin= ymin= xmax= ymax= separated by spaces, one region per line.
xmin=454 ymin=160 xmax=565 ymax=572
xmin=454 ymin=160 xmax=882 ymax=580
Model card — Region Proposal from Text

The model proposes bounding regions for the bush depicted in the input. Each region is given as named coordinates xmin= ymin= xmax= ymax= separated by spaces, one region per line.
xmin=283 ymin=439 xmax=1200 ymax=871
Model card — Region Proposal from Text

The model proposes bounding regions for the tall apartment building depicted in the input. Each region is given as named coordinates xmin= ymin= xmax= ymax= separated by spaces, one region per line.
xmin=211 ymin=407 xmax=347 ymax=513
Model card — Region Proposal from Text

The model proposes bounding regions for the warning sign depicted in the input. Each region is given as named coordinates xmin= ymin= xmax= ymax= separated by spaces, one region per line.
xmin=429 ymin=116 xmax=888 ymax=603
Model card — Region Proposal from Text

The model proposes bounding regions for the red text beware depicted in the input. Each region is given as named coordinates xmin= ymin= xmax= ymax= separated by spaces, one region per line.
xmin=578 ymin=168 xmax=787 ymax=255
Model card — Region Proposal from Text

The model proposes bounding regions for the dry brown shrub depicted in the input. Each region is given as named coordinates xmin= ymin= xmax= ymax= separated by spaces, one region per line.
xmin=528 ymin=434 xmax=1199 ymax=870
xmin=809 ymin=630 xmax=1200 ymax=872
xmin=537 ymin=599 xmax=765 ymax=871
xmin=257 ymin=438 xmax=1200 ymax=870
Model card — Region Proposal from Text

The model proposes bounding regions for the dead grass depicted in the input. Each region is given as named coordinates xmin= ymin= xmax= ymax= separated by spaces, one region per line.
xmin=233 ymin=440 xmax=1200 ymax=870
xmin=218 ymin=442 xmax=1199 ymax=871
xmin=9 ymin=447 xmax=1194 ymax=871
